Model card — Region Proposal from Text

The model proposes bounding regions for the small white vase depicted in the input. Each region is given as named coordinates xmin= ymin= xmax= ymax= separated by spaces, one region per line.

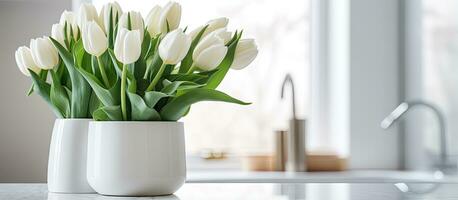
xmin=47 ymin=119 xmax=95 ymax=193
xmin=87 ymin=121 xmax=186 ymax=196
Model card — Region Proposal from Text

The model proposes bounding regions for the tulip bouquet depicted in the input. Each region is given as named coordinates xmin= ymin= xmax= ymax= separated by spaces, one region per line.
xmin=15 ymin=11 xmax=93 ymax=118
xmin=15 ymin=1 xmax=258 ymax=121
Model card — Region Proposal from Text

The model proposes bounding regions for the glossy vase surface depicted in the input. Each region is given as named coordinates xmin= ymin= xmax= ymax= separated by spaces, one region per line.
xmin=87 ymin=121 xmax=186 ymax=196
xmin=48 ymin=119 xmax=95 ymax=193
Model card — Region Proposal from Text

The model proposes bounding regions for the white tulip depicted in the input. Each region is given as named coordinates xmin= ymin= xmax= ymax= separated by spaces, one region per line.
xmin=206 ymin=17 xmax=229 ymax=35
xmin=82 ymin=21 xmax=108 ymax=56
xmin=30 ymin=37 xmax=59 ymax=70
xmin=192 ymin=33 xmax=228 ymax=71
xmin=51 ymin=23 xmax=67 ymax=48
xmin=15 ymin=46 xmax=40 ymax=76
xmin=188 ymin=25 xmax=204 ymax=40
xmin=159 ymin=28 xmax=191 ymax=65
xmin=118 ymin=11 xmax=144 ymax=40
xmin=211 ymin=28 xmax=232 ymax=44
xmin=77 ymin=3 xmax=98 ymax=28
xmin=59 ymin=10 xmax=79 ymax=39
xmin=114 ymin=28 xmax=142 ymax=64
xmin=99 ymin=1 xmax=123 ymax=33
xmin=231 ymin=39 xmax=258 ymax=70
xmin=158 ymin=1 xmax=181 ymax=33
xmin=145 ymin=5 xmax=162 ymax=37
xmin=188 ymin=17 xmax=229 ymax=40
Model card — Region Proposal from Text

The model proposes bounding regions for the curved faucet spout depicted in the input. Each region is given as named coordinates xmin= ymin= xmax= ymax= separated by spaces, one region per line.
xmin=381 ymin=100 xmax=448 ymax=171
xmin=281 ymin=74 xmax=297 ymax=119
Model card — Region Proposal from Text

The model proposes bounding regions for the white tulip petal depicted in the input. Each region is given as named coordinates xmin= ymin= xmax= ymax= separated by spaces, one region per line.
xmin=82 ymin=21 xmax=108 ymax=56
xmin=204 ymin=17 xmax=229 ymax=35
xmin=122 ymin=30 xmax=142 ymax=64
xmin=145 ymin=5 xmax=162 ymax=36
xmin=193 ymin=33 xmax=224 ymax=60
xmin=114 ymin=28 xmax=141 ymax=64
xmin=77 ymin=3 xmax=98 ymax=29
xmin=212 ymin=28 xmax=232 ymax=44
xmin=118 ymin=11 xmax=144 ymax=40
xmin=114 ymin=28 xmax=127 ymax=62
xmin=188 ymin=25 xmax=204 ymax=40
xmin=51 ymin=23 xmax=66 ymax=48
xmin=195 ymin=44 xmax=227 ymax=71
xmin=159 ymin=1 xmax=181 ymax=33
xmin=159 ymin=29 xmax=191 ymax=64
xmin=99 ymin=1 xmax=123 ymax=33
xmin=15 ymin=48 xmax=28 ymax=76
xmin=231 ymin=39 xmax=258 ymax=70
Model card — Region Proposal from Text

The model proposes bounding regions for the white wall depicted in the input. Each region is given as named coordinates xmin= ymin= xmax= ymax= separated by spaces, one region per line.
xmin=0 ymin=0 xmax=71 ymax=182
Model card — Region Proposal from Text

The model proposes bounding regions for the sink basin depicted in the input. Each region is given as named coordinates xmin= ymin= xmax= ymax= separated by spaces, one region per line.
xmin=187 ymin=170 xmax=458 ymax=183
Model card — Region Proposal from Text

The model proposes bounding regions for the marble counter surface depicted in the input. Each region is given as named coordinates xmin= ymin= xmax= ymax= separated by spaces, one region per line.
xmin=1 ymin=183 xmax=457 ymax=200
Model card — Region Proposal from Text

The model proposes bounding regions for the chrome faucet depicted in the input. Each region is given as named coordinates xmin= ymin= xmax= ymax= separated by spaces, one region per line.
xmin=381 ymin=100 xmax=455 ymax=173
xmin=281 ymin=74 xmax=306 ymax=172
xmin=281 ymin=74 xmax=297 ymax=119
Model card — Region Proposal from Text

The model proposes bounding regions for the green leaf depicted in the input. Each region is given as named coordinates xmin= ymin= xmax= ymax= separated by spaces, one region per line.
xmin=145 ymin=36 xmax=159 ymax=59
xmin=108 ymin=49 xmax=134 ymax=80
xmin=108 ymin=7 xmax=114 ymax=48
xmin=50 ymin=70 xmax=70 ymax=118
xmin=160 ymin=88 xmax=250 ymax=121
xmin=144 ymin=91 xmax=169 ymax=108
xmin=127 ymin=92 xmax=161 ymax=121
xmin=166 ymin=73 xmax=208 ymax=82
xmin=204 ymin=32 xmax=242 ymax=89
xmin=93 ymin=105 xmax=123 ymax=121
xmin=161 ymin=81 xmax=202 ymax=95
xmin=179 ymin=25 xmax=209 ymax=73
xmin=29 ymin=70 xmax=63 ymax=118
xmin=88 ymin=90 xmax=101 ymax=117
xmin=77 ymin=67 xmax=121 ymax=107
xmin=50 ymin=37 xmax=92 ymax=118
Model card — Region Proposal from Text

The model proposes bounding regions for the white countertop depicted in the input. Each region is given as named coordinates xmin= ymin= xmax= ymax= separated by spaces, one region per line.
xmin=1 ymin=182 xmax=457 ymax=200
xmin=2 ymin=170 xmax=458 ymax=199
xmin=187 ymin=170 xmax=456 ymax=183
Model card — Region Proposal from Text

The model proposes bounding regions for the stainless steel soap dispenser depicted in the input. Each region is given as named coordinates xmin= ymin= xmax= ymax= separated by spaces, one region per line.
xmin=281 ymin=74 xmax=306 ymax=172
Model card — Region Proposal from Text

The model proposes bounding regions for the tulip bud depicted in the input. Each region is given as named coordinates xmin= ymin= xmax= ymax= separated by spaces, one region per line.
xmin=99 ymin=1 xmax=123 ymax=33
xmin=114 ymin=28 xmax=142 ymax=64
xmin=51 ymin=23 xmax=67 ymax=48
xmin=15 ymin=46 xmax=40 ymax=76
xmin=211 ymin=28 xmax=232 ymax=44
xmin=145 ymin=5 xmax=162 ymax=37
xmin=118 ymin=11 xmax=144 ymax=40
xmin=192 ymin=33 xmax=228 ymax=71
xmin=206 ymin=17 xmax=229 ymax=35
xmin=77 ymin=3 xmax=98 ymax=29
xmin=30 ymin=37 xmax=59 ymax=70
xmin=82 ymin=21 xmax=108 ymax=56
xmin=158 ymin=1 xmax=181 ymax=33
xmin=59 ymin=10 xmax=79 ymax=39
xmin=158 ymin=28 xmax=191 ymax=65
xmin=188 ymin=25 xmax=204 ymax=40
xmin=231 ymin=39 xmax=258 ymax=70
xmin=188 ymin=17 xmax=229 ymax=40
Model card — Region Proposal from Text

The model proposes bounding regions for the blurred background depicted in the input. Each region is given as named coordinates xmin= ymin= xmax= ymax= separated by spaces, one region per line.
xmin=1 ymin=0 xmax=457 ymax=182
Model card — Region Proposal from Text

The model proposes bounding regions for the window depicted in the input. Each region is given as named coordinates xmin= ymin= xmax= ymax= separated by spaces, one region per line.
xmin=422 ymin=1 xmax=458 ymax=156
xmin=92 ymin=0 xmax=310 ymax=155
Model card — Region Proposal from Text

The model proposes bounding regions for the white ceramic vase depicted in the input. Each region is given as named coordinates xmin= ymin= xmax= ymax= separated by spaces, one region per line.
xmin=47 ymin=119 xmax=95 ymax=193
xmin=87 ymin=121 xmax=186 ymax=196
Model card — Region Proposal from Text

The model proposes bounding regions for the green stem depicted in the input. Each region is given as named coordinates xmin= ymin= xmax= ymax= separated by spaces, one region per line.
xmin=97 ymin=56 xmax=110 ymax=88
xmin=186 ymin=63 xmax=196 ymax=74
xmin=143 ymin=63 xmax=151 ymax=79
xmin=146 ymin=63 xmax=166 ymax=91
xmin=121 ymin=64 xmax=127 ymax=120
